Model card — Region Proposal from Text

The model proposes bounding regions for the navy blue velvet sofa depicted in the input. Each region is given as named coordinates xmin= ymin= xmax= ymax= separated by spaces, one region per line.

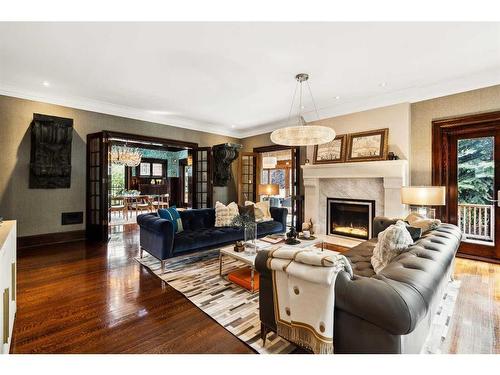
xmin=137 ymin=207 xmax=288 ymax=272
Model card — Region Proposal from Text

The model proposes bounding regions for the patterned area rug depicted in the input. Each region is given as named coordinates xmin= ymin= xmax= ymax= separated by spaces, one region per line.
xmin=135 ymin=249 xmax=461 ymax=354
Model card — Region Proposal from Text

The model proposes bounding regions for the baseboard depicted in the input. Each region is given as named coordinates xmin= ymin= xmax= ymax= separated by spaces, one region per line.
xmin=456 ymin=252 xmax=500 ymax=265
xmin=18 ymin=230 xmax=86 ymax=249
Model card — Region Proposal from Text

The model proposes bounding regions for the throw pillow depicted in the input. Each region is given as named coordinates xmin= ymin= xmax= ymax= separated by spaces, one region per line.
xmin=371 ymin=220 xmax=413 ymax=274
xmin=238 ymin=204 xmax=255 ymax=222
xmin=404 ymin=213 xmax=441 ymax=233
xmin=158 ymin=206 xmax=184 ymax=233
xmin=409 ymin=218 xmax=441 ymax=233
xmin=405 ymin=225 xmax=422 ymax=241
xmin=245 ymin=200 xmax=272 ymax=222
xmin=215 ymin=201 xmax=239 ymax=227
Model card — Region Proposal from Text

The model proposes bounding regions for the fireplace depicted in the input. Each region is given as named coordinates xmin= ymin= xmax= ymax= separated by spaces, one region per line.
xmin=327 ymin=198 xmax=375 ymax=240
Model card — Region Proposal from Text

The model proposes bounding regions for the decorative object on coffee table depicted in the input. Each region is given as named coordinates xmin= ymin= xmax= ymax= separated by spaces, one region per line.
xmin=232 ymin=209 xmax=258 ymax=253
xmin=285 ymin=195 xmax=300 ymax=245
xmin=29 ymin=113 xmax=74 ymax=188
xmin=346 ymin=128 xmax=388 ymax=162
xmin=234 ymin=241 xmax=245 ymax=252
xmin=313 ymin=134 xmax=347 ymax=164
xmin=401 ymin=186 xmax=446 ymax=219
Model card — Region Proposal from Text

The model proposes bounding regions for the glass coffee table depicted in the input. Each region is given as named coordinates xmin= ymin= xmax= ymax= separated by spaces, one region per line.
xmin=219 ymin=237 xmax=324 ymax=293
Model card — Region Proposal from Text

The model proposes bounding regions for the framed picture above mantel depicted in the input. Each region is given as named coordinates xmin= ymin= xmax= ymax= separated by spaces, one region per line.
xmin=346 ymin=128 xmax=389 ymax=162
xmin=313 ymin=128 xmax=389 ymax=164
xmin=313 ymin=134 xmax=347 ymax=164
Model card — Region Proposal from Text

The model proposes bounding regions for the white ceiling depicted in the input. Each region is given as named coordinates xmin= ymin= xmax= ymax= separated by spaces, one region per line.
xmin=1 ymin=22 xmax=499 ymax=138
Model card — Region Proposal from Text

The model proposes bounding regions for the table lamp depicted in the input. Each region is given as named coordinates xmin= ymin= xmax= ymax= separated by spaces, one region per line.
xmin=258 ymin=184 xmax=279 ymax=198
xmin=401 ymin=186 xmax=446 ymax=219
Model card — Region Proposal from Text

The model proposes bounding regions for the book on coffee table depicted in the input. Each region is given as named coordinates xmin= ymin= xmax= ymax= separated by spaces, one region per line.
xmin=260 ymin=235 xmax=284 ymax=244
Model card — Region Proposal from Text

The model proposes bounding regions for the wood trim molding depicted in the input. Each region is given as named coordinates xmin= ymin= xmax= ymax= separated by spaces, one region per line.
xmin=104 ymin=130 xmax=199 ymax=150
xmin=432 ymin=110 xmax=500 ymax=218
xmin=18 ymin=230 xmax=86 ymax=250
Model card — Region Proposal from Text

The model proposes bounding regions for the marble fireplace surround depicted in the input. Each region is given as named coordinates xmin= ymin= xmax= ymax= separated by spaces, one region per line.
xmin=302 ymin=160 xmax=409 ymax=238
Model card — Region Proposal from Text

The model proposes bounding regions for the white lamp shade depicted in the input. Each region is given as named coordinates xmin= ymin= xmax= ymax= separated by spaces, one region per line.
xmin=271 ymin=125 xmax=336 ymax=146
xmin=401 ymin=186 xmax=446 ymax=206
xmin=262 ymin=156 xmax=277 ymax=169
xmin=258 ymin=184 xmax=280 ymax=196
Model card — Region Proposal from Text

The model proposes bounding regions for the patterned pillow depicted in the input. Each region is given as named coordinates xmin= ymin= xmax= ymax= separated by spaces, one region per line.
xmin=158 ymin=206 xmax=184 ymax=233
xmin=245 ymin=200 xmax=272 ymax=222
xmin=215 ymin=201 xmax=239 ymax=227
xmin=405 ymin=213 xmax=441 ymax=233
xmin=371 ymin=220 xmax=413 ymax=274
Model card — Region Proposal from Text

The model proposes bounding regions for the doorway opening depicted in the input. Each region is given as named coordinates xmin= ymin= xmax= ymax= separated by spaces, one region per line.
xmin=247 ymin=146 xmax=303 ymax=230
xmin=432 ymin=111 xmax=500 ymax=262
xmin=86 ymin=131 xmax=200 ymax=241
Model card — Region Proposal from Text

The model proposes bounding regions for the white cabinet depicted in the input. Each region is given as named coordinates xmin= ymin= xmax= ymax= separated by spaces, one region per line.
xmin=0 ymin=220 xmax=16 ymax=354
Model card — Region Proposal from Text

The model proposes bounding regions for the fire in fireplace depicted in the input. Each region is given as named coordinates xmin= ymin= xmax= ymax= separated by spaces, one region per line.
xmin=327 ymin=198 xmax=375 ymax=240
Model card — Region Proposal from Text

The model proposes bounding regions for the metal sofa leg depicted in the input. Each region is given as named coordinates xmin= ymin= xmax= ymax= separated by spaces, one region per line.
xmin=261 ymin=323 xmax=269 ymax=346
xmin=140 ymin=247 xmax=143 ymax=258
xmin=161 ymin=260 xmax=166 ymax=274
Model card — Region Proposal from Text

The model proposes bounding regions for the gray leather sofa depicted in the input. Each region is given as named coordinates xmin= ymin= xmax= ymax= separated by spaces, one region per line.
xmin=255 ymin=217 xmax=462 ymax=354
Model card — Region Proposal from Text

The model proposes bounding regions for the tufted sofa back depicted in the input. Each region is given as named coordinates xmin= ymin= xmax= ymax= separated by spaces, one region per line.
xmin=335 ymin=223 xmax=462 ymax=336
xmin=179 ymin=208 xmax=216 ymax=231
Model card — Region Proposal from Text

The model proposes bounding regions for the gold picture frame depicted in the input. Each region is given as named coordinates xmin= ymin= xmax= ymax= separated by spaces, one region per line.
xmin=346 ymin=128 xmax=388 ymax=162
xmin=313 ymin=134 xmax=347 ymax=164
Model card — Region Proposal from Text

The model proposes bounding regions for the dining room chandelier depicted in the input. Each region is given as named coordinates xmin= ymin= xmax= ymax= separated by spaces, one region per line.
xmin=270 ymin=73 xmax=335 ymax=146
xmin=111 ymin=145 xmax=142 ymax=167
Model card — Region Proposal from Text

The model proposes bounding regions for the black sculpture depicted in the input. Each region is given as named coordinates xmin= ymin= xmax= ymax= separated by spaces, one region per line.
xmin=29 ymin=113 xmax=74 ymax=189
xmin=212 ymin=143 xmax=242 ymax=186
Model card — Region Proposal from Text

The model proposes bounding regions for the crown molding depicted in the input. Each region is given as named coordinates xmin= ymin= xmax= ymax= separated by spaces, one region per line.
xmin=0 ymin=84 xmax=241 ymax=138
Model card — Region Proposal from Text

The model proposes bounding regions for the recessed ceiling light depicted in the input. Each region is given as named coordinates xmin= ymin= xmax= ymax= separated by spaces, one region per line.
xmin=379 ymin=82 xmax=387 ymax=87
xmin=42 ymin=81 xmax=50 ymax=87
xmin=147 ymin=110 xmax=175 ymax=116
xmin=334 ymin=96 xmax=341 ymax=100
xmin=231 ymin=125 xmax=236 ymax=128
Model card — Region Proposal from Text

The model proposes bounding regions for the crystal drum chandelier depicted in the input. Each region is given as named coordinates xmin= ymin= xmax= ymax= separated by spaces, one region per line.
xmin=271 ymin=73 xmax=335 ymax=146
xmin=111 ymin=145 xmax=142 ymax=167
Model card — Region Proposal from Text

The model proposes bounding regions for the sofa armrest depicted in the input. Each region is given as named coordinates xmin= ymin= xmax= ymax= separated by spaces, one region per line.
xmin=137 ymin=213 xmax=175 ymax=260
xmin=270 ymin=206 xmax=288 ymax=232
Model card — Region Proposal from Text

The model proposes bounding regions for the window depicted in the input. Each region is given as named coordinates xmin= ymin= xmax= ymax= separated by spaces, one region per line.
xmin=152 ymin=163 xmax=163 ymax=176
xmin=140 ymin=162 xmax=150 ymax=176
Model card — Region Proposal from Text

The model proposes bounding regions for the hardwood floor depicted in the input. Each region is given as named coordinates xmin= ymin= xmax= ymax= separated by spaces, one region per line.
xmin=11 ymin=225 xmax=499 ymax=354
xmin=11 ymin=225 xmax=253 ymax=353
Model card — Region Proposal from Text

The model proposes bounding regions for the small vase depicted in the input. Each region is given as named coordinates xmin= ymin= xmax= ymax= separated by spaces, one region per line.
xmin=244 ymin=223 xmax=257 ymax=254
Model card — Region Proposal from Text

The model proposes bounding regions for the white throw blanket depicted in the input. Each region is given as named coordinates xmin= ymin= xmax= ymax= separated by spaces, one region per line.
xmin=267 ymin=246 xmax=353 ymax=354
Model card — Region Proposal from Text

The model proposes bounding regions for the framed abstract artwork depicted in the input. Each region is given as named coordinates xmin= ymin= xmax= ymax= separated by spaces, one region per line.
xmin=346 ymin=128 xmax=388 ymax=162
xmin=313 ymin=134 xmax=347 ymax=164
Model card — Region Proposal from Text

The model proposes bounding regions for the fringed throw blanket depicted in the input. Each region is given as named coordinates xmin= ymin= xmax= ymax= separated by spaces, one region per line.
xmin=267 ymin=246 xmax=353 ymax=354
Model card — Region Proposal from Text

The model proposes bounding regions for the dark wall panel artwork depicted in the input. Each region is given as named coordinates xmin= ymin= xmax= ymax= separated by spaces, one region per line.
xmin=29 ymin=113 xmax=74 ymax=189
xmin=212 ymin=143 xmax=241 ymax=186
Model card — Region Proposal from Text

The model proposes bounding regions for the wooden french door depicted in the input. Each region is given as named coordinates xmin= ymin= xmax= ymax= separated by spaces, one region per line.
xmin=433 ymin=111 xmax=500 ymax=262
xmin=193 ymin=147 xmax=213 ymax=208
xmin=237 ymin=152 xmax=258 ymax=204
xmin=86 ymin=132 xmax=110 ymax=241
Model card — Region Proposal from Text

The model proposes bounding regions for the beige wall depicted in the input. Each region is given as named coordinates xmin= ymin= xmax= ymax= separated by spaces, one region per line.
xmin=241 ymin=103 xmax=411 ymax=164
xmin=411 ymin=84 xmax=500 ymax=185
xmin=0 ymin=95 xmax=238 ymax=237
xmin=307 ymin=103 xmax=411 ymax=163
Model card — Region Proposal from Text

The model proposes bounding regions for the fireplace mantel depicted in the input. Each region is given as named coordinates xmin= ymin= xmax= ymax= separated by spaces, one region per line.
xmin=302 ymin=160 xmax=408 ymax=180
xmin=302 ymin=160 xmax=409 ymax=236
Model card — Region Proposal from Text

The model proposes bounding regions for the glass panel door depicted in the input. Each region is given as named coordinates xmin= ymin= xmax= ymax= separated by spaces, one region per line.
xmin=450 ymin=129 xmax=499 ymax=260
xmin=86 ymin=132 xmax=110 ymax=241
xmin=194 ymin=147 xmax=213 ymax=208
xmin=457 ymin=137 xmax=495 ymax=245
xmin=238 ymin=152 xmax=257 ymax=204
